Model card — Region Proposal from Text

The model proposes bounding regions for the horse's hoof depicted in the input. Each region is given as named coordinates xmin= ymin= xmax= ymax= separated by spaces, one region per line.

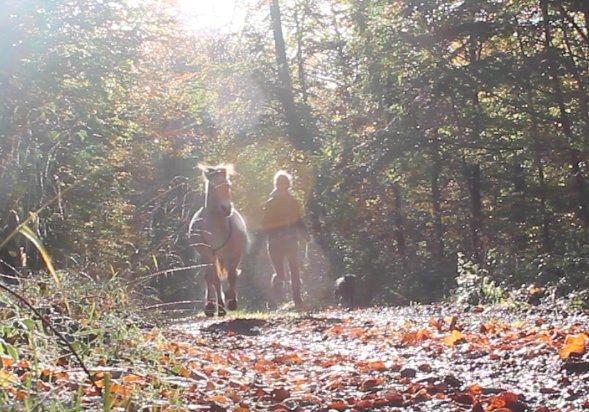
xmin=204 ymin=301 xmax=216 ymax=317
xmin=218 ymin=307 xmax=227 ymax=317
xmin=227 ymin=299 xmax=237 ymax=311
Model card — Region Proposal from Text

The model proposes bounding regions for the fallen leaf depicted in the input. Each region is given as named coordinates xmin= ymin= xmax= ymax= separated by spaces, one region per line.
xmin=328 ymin=399 xmax=348 ymax=410
xmin=359 ymin=378 xmax=380 ymax=391
xmin=383 ymin=391 xmax=404 ymax=407
xmin=271 ymin=387 xmax=290 ymax=402
xmin=353 ymin=399 xmax=371 ymax=410
xmin=17 ymin=359 xmax=30 ymax=369
xmin=1 ymin=356 xmax=13 ymax=368
xmin=451 ymin=392 xmax=474 ymax=405
xmin=443 ymin=330 xmax=466 ymax=346
xmin=401 ymin=330 xmax=430 ymax=345
xmin=468 ymin=384 xmax=483 ymax=395
xmin=207 ymin=394 xmax=230 ymax=404
xmin=487 ymin=391 xmax=525 ymax=411
xmin=121 ymin=374 xmax=142 ymax=384
xmin=273 ymin=353 xmax=303 ymax=365
xmin=559 ymin=333 xmax=587 ymax=359
xmin=110 ymin=383 xmax=132 ymax=397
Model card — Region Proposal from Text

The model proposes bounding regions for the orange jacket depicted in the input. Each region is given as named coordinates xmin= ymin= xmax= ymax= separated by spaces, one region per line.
xmin=260 ymin=190 xmax=307 ymax=239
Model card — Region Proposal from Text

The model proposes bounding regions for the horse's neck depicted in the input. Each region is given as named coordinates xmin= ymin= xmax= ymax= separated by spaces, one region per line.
xmin=203 ymin=184 xmax=226 ymax=219
xmin=204 ymin=182 xmax=212 ymax=210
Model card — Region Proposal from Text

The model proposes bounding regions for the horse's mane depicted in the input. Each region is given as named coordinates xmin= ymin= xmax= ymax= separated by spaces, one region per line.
xmin=198 ymin=163 xmax=235 ymax=178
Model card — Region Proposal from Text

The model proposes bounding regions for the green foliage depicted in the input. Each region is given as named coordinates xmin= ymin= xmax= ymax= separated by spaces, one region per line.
xmin=455 ymin=252 xmax=505 ymax=305
xmin=1 ymin=0 xmax=588 ymax=308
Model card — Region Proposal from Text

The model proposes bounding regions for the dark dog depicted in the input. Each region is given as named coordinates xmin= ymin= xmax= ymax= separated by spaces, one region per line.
xmin=335 ymin=274 xmax=356 ymax=307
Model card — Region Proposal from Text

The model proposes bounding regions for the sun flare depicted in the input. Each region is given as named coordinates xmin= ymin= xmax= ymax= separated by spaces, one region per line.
xmin=176 ymin=0 xmax=246 ymax=31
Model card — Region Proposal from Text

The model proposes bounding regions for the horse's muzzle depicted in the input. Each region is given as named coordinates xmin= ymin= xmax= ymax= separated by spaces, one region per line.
xmin=219 ymin=205 xmax=232 ymax=216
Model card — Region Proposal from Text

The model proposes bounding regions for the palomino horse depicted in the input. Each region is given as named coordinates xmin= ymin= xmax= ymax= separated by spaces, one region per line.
xmin=188 ymin=165 xmax=247 ymax=316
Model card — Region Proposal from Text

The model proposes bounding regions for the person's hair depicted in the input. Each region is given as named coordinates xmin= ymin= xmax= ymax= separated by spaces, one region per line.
xmin=273 ymin=170 xmax=292 ymax=189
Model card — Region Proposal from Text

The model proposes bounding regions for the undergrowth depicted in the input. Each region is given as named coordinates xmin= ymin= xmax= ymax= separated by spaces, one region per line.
xmin=0 ymin=271 xmax=158 ymax=409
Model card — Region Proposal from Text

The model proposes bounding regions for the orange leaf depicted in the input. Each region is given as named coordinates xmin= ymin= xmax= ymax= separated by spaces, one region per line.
xmin=429 ymin=318 xmax=443 ymax=331
xmin=110 ymin=383 xmax=132 ymax=397
xmin=121 ymin=374 xmax=142 ymax=384
xmin=207 ymin=394 xmax=229 ymax=404
xmin=559 ymin=333 xmax=588 ymax=359
xmin=17 ymin=359 xmax=30 ymax=369
xmin=328 ymin=399 xmax=348 ymax=410
xmin=443 ymin=330 xmax=466 ymax=346
xmin=360 ymin=378 xmax=380 ymax=391
xmin=487 ymin=392 xmax=520 ymax=410
xmin=1 ymin=356 xmax=13 ymax=368
xmin=401 ymin=330 xmax=430 ymax=345
xmin=176 ymin=366 xmax=190 ymax=378
xmin=273 ymin=353 xmax=303 ymax=365
xmin=327 ymin=325 xmax=344 ymax=335
xmin=468 ymin=384 xmax=483 ymax=395
xmin=367 ymin=360 xmax=387 ymax=371
xmin=355 ymin=399 xmax=374 ymax=409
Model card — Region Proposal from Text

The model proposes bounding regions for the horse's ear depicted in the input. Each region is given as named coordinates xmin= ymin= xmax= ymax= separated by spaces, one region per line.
xmin=222 ymin=164 xmax=235 ymax=176
xmin=197 ymin=164 xmax=214 ymax=179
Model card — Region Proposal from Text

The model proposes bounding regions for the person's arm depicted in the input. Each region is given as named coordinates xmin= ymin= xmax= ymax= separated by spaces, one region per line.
xmin=293 ymin=199 xmax=311 ymax=242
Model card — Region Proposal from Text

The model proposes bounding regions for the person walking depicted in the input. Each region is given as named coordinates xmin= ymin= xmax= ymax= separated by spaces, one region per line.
xmin=260 ymin=171 xmax=309 ymax=309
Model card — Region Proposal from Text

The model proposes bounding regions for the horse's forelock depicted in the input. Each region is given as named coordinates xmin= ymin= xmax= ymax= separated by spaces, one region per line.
xmin=198 ymin=163 xmax=235 ymax=180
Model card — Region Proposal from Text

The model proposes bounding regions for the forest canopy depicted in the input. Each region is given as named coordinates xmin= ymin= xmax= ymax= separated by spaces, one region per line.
xmin=1 ymin=0 xmax=588 ymax=307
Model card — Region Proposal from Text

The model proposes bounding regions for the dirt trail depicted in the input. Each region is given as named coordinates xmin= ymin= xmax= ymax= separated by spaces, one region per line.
xmin=164 ymin=305 xmax=589 ymax=411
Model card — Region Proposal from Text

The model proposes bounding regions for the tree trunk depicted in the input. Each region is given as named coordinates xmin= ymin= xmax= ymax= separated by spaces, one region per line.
xmin=526 ymin=99 xmax=552 ymax=252
xmin=585 ymin=9 xmax=589 ymax=40
xmin=465 ymin=163 xmax=483 ymax=263
xmin=560 ymin=16 xmax=589 ymax=149
xmin=516 ymin=20 xmax=552 ymax=251
xmin=391 ymin=182 xmax=407 ymax=260
xmin=540 ymin=0 xmax=589 ymax=232
xmin=270 ymin=0 xmax=315 ymax=151
xmin=293 ymin=7 xmax=309 ymax=103
xmin=430 ymin=131 xmax=445 ymax=259
xmin=465 ymin=29 xmax=485 ymax=263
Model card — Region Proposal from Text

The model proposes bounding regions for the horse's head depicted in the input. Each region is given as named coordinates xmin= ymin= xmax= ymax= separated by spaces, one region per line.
xmin=200 ymin=164 xmax=235 ymax=217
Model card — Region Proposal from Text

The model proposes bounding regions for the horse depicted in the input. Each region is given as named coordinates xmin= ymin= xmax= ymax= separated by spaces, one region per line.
xmin=188 ymin=164 xmax=247 ymax=317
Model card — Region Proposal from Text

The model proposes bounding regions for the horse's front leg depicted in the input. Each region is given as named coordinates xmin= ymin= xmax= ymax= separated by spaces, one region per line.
xmin=226 ymin=260 xmax=239 ymax=311
xmin=198 ymin=249 xmax=217 ymax=317
xmin=212 ymin=263 xmax=226 ymax=316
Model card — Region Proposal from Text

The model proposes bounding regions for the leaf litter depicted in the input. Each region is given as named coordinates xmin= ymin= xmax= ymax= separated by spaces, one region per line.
xmin=167 ymin=305 xmax=588 ymax=411
xmin=0 ymin=305 xmax=587 ymax=410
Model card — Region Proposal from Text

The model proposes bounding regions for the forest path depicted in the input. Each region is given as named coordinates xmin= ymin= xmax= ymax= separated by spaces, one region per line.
xmin=162 ymin=305 xmax=589 ymax=411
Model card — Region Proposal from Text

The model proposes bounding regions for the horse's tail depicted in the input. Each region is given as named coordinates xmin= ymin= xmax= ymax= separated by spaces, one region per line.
xmin=215 ymin=257 xmax=228 ymax=280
